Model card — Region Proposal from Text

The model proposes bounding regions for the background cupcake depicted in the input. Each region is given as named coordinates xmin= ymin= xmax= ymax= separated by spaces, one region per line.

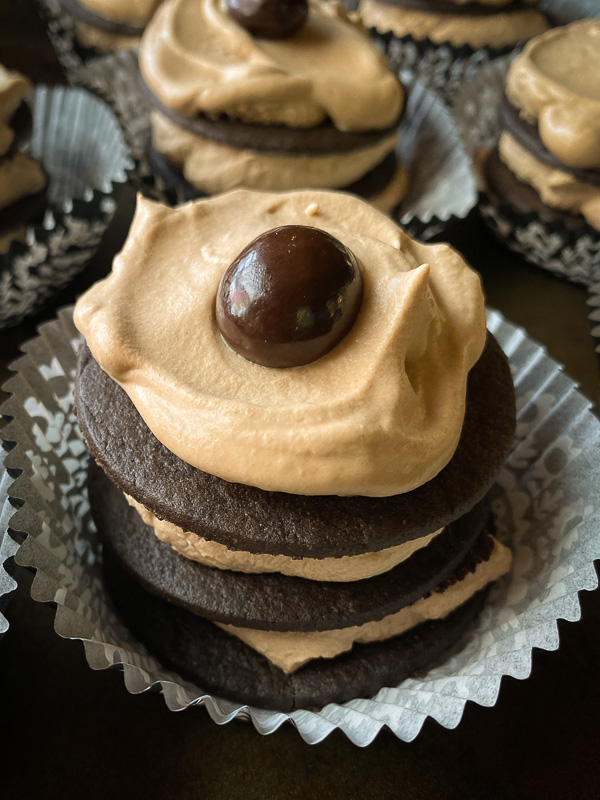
xmin=0 ymin=65 xmax=46 ymax=255
xmin=0 ymin=81 xmax=131 ymax=329
xmin=139 ymin=0 xmax=408 ymax=214
xmin=463 ymin=21 xmax=600 ymax=283
xmin=359 ymin=0 xmax=549 ymax=102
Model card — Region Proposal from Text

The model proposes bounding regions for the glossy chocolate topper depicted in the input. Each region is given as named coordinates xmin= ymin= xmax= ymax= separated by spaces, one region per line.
xmin=226 ymin=0 xmax=308 ymax=39
xmin=216 ymin=225 xmax=363 ymax=368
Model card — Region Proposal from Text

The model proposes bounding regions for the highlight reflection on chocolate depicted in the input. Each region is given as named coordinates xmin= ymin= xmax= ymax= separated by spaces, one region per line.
xmin=216 ymin=225 xmax=363 ymax=368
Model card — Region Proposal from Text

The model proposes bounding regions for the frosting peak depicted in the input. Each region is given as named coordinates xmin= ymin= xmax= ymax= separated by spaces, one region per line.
xmin=139 ymin=0 xmax=403 ymax=130
xmin=74 ymin=190 xmax=486 ymax=497
xmin=506 ymin=21 xmax=600 ymax=170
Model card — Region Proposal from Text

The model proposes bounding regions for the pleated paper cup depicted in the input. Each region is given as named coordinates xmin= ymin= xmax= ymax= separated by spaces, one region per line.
xmin=0 ymin=445 xmax=19 ymax=640
xmin=2 ymin=307 xmax=600 ymax=744
xmin=35 ymin=0 xmax=120 ymax=82
xmin=0 ymin=85 xmax=132 ymax=330
xmin=370 ymin=26 xmax=518 ymax=105
xmin=454 ymin=56 xmax=600 ymax=286
xmin=76 ymin=51 xmax=476 ymax=242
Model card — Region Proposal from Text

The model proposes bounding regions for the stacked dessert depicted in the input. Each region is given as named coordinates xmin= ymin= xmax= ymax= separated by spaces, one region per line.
xmin=138 ymin=0 xmax=407 ymax=212
xmin=59 ymin=0 xmax=164 ymax=51
xmin=360 ymin=0 xmax=549 ymax=49
xmin=483 ymin=20 xmax=600 ymax=233
xmin=0 ymin=65 xmax=46 ymax=255
xmin=74 ymin=189 xmax=516 ymax=710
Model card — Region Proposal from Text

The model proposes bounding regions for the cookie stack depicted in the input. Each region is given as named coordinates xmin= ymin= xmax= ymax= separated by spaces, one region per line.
xmin=484 ymin=20 xmax=600 ymax=234
xmin=74 ymin=189 xmax=516 ymax=710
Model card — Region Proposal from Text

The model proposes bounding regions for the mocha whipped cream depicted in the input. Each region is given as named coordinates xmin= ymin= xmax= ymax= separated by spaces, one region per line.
xmin=360 ymin=0 xmax=547 ymax=48
xmin=126 ymin=492 xmax=443 ymax=581
xmin=74 ymin=189 xmax=486 ymax=497
xmin=0 ymin=64 xmax=30 ymax=158
xmin=506 ymin=21 xmax=600 ymax=170
xmin=219 ymin=537 xmax=512 ymax=672
xmin=139 ymin=0 xmax=403 ymax=131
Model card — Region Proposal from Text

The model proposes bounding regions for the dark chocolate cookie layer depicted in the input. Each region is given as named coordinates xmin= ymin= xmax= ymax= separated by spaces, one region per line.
xmin=499 ymin=97 xmax=600 ymax=188
xmin=75 ymin=333 xmax=515 ymax=559
xmin=484 ymin=146 xmax=588 ymax=232
xmin=378 ymin=0 xmax=524 ymax=15
xmin=60 ymin=0 xmax=145 ymax=36
xmin=146 ymin=141 xmax=400 ymax=204
xmin=103 ymin=545 xmax=489 ymax=711
xmin=142 ymin=78 xmax=403 ymax=155
xmin=89 ymin=458 xmax=491 ymax=631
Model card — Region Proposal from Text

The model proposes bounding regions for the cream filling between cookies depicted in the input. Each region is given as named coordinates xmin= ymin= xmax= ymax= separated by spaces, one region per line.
xmin=217 ymin=537 xmax=512 ymax=673
xmin=150 ymin=111 xmax=399 ymax=196
xmin=0 ymin=152 xmax=46 ymax=211
xmin=125 ymin=492 xmax=444 ymax=581
xmin=359 ymin=0 xmax=548 ymax=48
xmin=506 ymin=21 xmax=600 ymax=169
xmin=499 ymin=132 xmax=600 ymax=229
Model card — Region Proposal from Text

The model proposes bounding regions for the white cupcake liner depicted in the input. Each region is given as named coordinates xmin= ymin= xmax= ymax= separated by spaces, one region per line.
xmin=454 ymin=56 xmax=600 ymax=286
xmin=2 ymin=307 xmax=600 ymax=744
xmin=540 ymin=0 xmax=600 ymax=24
xmin=0 ymin=85 xmax=132 ymax=331
xmin=76 ymin=51 xmax=476 ymax=241
xmin=0 ymin=445 xmax=19 ymax=639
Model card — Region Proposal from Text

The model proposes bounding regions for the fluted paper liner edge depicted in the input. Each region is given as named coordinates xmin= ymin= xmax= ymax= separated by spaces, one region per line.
xmin=2 ymin=307 xmax=600 ymax=745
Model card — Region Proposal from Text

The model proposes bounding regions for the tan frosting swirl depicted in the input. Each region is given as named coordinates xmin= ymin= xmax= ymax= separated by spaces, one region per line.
xmin=0 ymin=64 xmax=31 ymax=158
xmin=126 ymin=493 xmax=444 ymax=581
xmin=74 ymin=190 xmax=486 ymax=497
xmin=139 ymin=0 xmax=403 ymax=130
xmin=219 ymin=537 xmax=512 ymax=672
xmin=79 ymin=0 xmax=163 ymax=24
xmin=359 ymin=0 xmax=548 ymax=48
xmin=506 ymin=21 xmax=600 ymax=169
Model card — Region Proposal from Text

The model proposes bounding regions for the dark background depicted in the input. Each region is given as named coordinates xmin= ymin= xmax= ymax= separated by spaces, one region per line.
xmin=1 ymin=4 xmax=600 ymax=798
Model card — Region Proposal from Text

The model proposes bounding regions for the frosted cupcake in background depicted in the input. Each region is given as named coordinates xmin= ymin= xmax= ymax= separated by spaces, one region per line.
xmin=139 ymin=0 xmax=409 ymax=213
xmin=57 ymin=0 xmax=164 ymax=51
xmin=477 ymin=21 xmax=600 ymax=276
xmin=359 ymin=0 xmax=549 ymax=102
xmin=0 ymin=65 xmax=46 ymax=255
xmin=0 ymin=78 xmax=130 ymax=330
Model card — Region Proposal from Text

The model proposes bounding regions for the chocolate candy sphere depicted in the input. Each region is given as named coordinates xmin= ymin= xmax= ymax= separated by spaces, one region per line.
xmin=227 ymin=0 xmax=308 ymax=39
xmin=216 ymin=225 xmax=363 ymax=368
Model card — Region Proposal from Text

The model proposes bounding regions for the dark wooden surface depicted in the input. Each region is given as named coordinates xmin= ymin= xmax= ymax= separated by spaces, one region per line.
xmin=1 ymin=4 xmax=600 ymax=798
